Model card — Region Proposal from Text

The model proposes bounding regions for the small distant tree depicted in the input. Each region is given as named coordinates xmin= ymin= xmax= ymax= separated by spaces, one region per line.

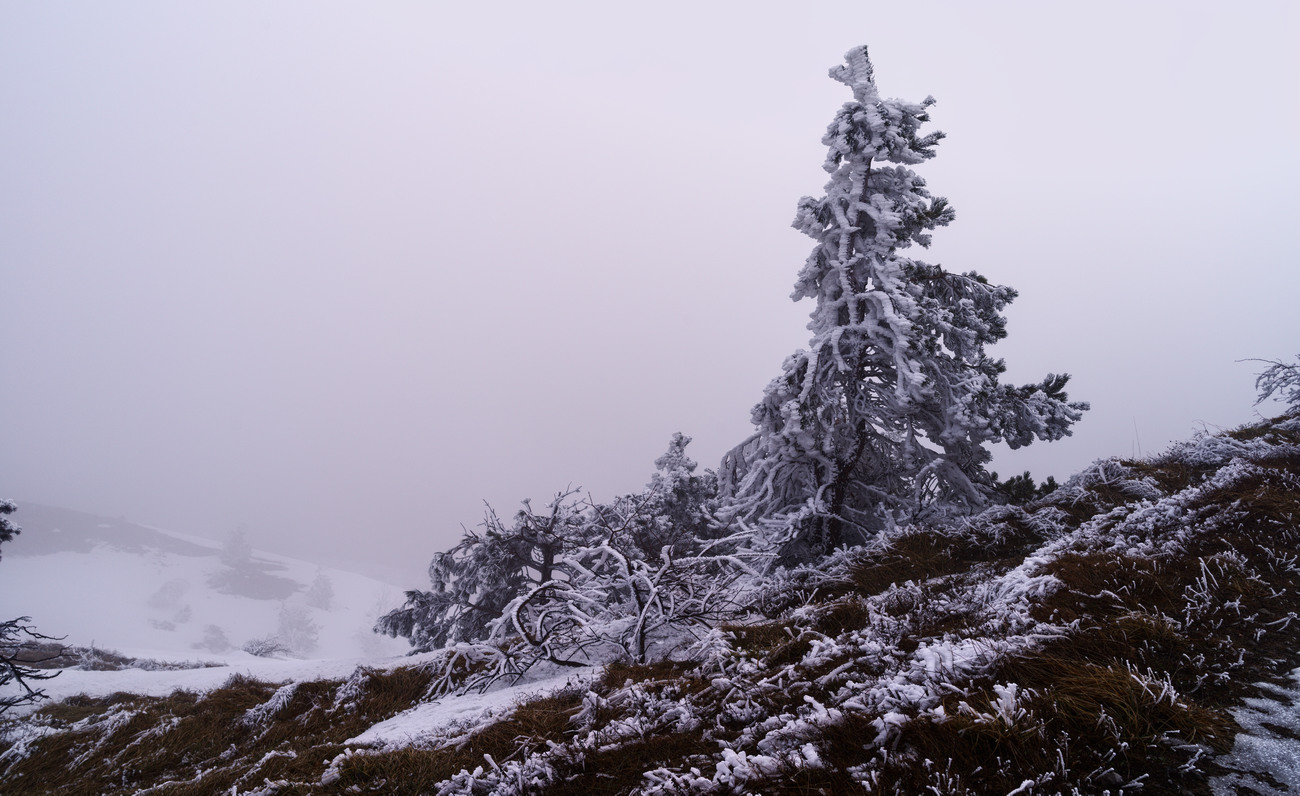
xmin=720 ymin=47 xmax=1087 ymax=563
xmin=992 ymin=471 xmax=1059 ymax=506
xmin=612 ymin=432 xmax=720 ymax=561
xmin=277 ymin=603 xmax=319 ymax=656
xmin=0 ymin=500 xmax=18 ymax=549
xmin=194 ymin=624 xmax=233 ymax=654
xmin=242 ymin=635 xmax=291 ymax=658
xmin=1253 ymin=355 xmax=1300 ymax=412
xmin=306 ymin=569 xmax=335 ymax=610
xmin=1 ymin=499 xmax=61 ymax=714
xmin=147 ymin=578 xmax=189 ymax=610
xmin=209 ymin=526 xmax=297 ymax=599
xmin=221 ymin=525 xmax=253 ymax=570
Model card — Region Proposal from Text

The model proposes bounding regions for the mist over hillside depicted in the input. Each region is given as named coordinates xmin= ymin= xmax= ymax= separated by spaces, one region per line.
xmin=0 ymin=504 xmax=407 ymax=662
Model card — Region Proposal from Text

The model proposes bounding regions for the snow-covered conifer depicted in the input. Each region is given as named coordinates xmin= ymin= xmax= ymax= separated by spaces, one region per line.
xmin=722 ymin=47 xmax=1087 ymax=562
xmin=376 ymin=435 xmax=738 ymax=666
xmin=494 ymin=519 xmax=749 ymax=667
xmin=603 ymin=432 xmax=718 ymax=562
xmin=220 ymin=526 xmax=253 ymax=570
xmin=306 ymin=569 xmax=335 ymax=610
xmin=375 ymin=490 xmax=590 ymax=652
xmin=277 ymin=603 xmax=319 ymax=656
xmin=0 ymin=499 xmax=18 ymax=555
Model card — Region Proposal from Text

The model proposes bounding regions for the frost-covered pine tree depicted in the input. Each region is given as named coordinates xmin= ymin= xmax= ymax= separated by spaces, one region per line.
xmin=375 ymin=490 xmax=591 ymax=652
xmin=599 ymin=432 xmax=719 ymax=562
xmin=723 ymin=47 xmax=1087 ymax=562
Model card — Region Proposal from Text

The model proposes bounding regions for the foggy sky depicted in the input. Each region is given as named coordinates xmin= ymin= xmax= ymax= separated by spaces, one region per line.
xmin=2 ymin=2 xmax=1298 ymax=587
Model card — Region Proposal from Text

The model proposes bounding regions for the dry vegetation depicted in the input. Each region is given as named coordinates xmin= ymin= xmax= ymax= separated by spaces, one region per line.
xmin=10 ymin=643 xmax=223 ymax=673
xmin=3 ymin=413 xmax=1299 ymax=794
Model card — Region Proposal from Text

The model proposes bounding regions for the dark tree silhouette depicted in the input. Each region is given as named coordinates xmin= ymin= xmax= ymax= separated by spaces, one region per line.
xmin=1 ymin=500 xmax=61 ymax=714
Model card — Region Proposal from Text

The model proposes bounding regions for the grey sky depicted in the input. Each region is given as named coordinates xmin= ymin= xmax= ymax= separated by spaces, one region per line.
xmin=2 ymin=2 xmax=1297 ymax=586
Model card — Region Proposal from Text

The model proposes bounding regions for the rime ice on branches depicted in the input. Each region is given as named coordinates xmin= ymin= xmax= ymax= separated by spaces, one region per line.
xmin=722 ymin=46 xmax=1087 ymax=563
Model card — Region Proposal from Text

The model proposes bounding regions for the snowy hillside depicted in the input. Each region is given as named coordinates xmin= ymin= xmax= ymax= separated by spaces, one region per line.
xmin=3 ymin=412 xmax=1299 ymax=794
xmin=0 ymin=504 xmax=408 ymax=662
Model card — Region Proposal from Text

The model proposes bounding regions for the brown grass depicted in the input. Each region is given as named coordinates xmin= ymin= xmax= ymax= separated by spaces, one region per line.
xmin=29 ymin=691 xmax=149 ymax=727
xmin=1225 ymin=412 xmax=1300 ymax=444
xmin=720 ymin=620 xmax=796 ymax=658
xmin=998 ymin=655 xmax=1235 ymax=750
xmin=848 ymin=531 xmax=963 ymax=596
xmin=1123 ymin=457 xmax=1207 ymax=494
xmin=1031 ymin=552 xmax=1179 ymax=624
xmin=330 ymin=688 xmax=587 ymax=792
xmin=545 ymin=731 xmax=717 ymax=796
xmin=865 ymin=652 xmax=1235 ymax=795
xmin=1 ymin=666 xmax=448 ymax=796
xmin=329 ymin=747 xmax=468 ymax=795
xmin=350 ymin=664 xmax=434 ymax=721
xmin=811 ymin=597 xmax=870 ymax=636
xmin=601 ymin=658 xmax=691 ymax=689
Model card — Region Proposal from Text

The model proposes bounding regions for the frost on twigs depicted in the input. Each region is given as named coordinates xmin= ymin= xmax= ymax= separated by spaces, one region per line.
xmin=378 ymin=435 xmax=754 ymax=684
xmin=718 ymin=45 xmax=1086 ymax=565
xmin=403 ymin=411 xmax=1299 ymax=794
xmin=241 ymin=635 xmax=292 ymax=658
xmin=0 ymin=617 xmax=62 ymax=715
xmin=420 ymin=642 xmax=521 ymax=699
xmin=1252 ymin=353 xmax=1300 ymax=412
xmin=1 ymin=501 xmax=62 ymax=715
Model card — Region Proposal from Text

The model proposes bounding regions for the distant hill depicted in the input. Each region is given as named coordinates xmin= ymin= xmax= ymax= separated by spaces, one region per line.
xmin=1 ymin=503 xmax=215 ymax=557
xmin=0 ymin=505 xmax=408 ymax=662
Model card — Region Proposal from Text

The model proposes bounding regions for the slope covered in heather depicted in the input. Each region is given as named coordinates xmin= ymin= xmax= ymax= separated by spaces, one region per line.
xmin=3 ymin=411 xmax=1298 ymax=794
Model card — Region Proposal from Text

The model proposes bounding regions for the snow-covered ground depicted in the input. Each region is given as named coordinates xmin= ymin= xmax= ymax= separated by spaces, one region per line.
xmin=18 ymin=646 xmax=595 ymax=744
xmin=22 ymin=653 xmax=395 ymax=706
xmin=348 ymin=664 xmax=598 ymax=749
xmin=0 ymin=504 xmax=409 ymax=663
xmin=1211 ymin=668 xmax=1300 ymax=795
xmin=0 ymin=505 xmax=602 ymax=754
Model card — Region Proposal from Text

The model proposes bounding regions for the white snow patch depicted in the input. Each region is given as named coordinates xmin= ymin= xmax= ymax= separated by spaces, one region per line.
xmin=1212 ymin=667 xmax=1300 ymax=795
xmin=0 ymin=523 xmax=408 ymax=662
xmin=348 ymin=667 xmax=597 ymax=749
xmin=13 ymin=654 xmax=410 ymax=711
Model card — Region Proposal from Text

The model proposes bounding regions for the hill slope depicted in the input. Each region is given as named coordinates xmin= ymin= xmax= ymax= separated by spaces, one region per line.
xmin=2 ymin=412 xmax=1299 ymax=795
xmin=0 ymin=505 xmax=407 ymax=662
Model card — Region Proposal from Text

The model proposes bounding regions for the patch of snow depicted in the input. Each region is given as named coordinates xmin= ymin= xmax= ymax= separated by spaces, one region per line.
xmin=1212 ymin=667 xmax=1300 ymax=795
xmin=0 ymin=521 xmax=408 ymax=662
xmin=8 ymin=653 xmax=410 ymax=712
xmin=348 ymin=667 xmax=597 ymax=749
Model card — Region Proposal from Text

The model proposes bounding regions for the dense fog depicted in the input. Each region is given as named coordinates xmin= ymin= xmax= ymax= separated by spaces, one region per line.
xmin=2 ymin=2 xmax=1297 ymax=586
